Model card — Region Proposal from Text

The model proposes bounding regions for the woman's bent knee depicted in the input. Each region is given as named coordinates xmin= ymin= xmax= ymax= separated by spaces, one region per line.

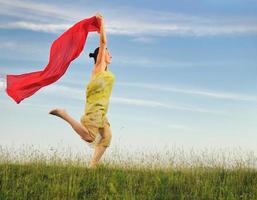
xmin=97 ymin=129 xmax=112 ymax=147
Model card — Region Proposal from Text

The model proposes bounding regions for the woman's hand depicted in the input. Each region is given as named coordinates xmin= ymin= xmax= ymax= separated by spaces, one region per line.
xmin=96 ymin=12 xmax=104 ymax=23
xmin=95 ymin=12 xmax=104 ymax=33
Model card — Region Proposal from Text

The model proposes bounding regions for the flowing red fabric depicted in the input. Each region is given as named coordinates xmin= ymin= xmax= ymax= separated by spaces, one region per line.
xmin=5 ymin=16 xmax=100 ymax=104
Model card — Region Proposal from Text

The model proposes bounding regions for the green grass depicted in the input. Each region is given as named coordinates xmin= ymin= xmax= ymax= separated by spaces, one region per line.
xmin=0 ymin=144 xmax=256 ymax=200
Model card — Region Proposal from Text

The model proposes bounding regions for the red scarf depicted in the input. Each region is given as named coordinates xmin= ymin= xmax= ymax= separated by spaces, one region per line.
xmin=5 ymin=16 xmax=100 ymax=104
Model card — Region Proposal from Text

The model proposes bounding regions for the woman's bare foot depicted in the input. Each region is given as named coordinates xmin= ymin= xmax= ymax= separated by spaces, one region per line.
xmin=88 ymin=163 xmax=97 ymax=169
xmin=49 ymin=108 xmax=67 ymax=119
xmin=49 ymin=108 xmax=95 ymax=143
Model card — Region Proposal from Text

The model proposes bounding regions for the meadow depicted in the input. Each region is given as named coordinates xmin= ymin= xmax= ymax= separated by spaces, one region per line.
xmin=0 ymin=144 xmax=256 ymax=200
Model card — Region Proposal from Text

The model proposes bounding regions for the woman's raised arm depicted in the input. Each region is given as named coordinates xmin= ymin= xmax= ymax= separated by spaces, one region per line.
xmin=95 ymin=13 xmax=107 ymax=67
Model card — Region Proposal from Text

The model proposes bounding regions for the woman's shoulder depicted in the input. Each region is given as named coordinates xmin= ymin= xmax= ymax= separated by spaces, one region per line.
xmin=90 ymin=69 xmax=103 ymax=80
xmin=92 ymin=67 xmax=103 ymax=75
xmin=92 ymin=63 xmax=107 ymax=73
xmin=91 ymin=65 xmax=113 ymax=78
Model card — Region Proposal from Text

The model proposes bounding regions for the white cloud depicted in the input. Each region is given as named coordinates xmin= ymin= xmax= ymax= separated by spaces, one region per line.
xmin=0 ymin=80 xmax=6 ymax=91
xmin=0 ymin=40 xmax=50 ymax=63
xmin=116 ymin=81 xmax=257 ymax=102
xmin=130 ymin=37 xmax=156 ymax=44
xmin=0 ymin=0 xmax=256 ymax=36
xmin=54 ymin=79 xmax=257 ymax=103
xmin=0 ymin=41 xmax=17 ymax=49
xmin=111 ymin=96 xmax=226 ymax=115
xmin=0 ymin=21 xmax=69 ymax=33
xmin=0 ymin=0 xmax=81 ymax=22
xmin=112 ymin=55 xmax=227 ymax=68
xmin=39 ymin=84 xmax=225 ymax=115
xmin=113 ymin=55 xmax=159 ymax=67
xmin=0 ymin=74 xmax=6 ymax=91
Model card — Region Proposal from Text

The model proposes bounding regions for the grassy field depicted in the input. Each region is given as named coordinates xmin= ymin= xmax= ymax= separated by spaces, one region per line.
xmin=0 ymin=144 xmax=256 ymax=200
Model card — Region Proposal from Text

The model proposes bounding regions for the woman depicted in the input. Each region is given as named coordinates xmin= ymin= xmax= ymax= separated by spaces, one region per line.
xmin=49 ymin=12 xmax=115 ymax=169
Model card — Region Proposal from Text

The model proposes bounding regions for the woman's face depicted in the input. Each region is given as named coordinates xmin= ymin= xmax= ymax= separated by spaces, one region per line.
xmin=105 ymin=49 xmax=112 ymax=64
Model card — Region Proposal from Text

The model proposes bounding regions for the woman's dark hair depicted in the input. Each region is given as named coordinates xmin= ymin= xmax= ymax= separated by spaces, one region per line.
xmin=89 ymin=47 xmax=100 ymax=64
xmin=89 ymin=47 xmax=108 ymax=64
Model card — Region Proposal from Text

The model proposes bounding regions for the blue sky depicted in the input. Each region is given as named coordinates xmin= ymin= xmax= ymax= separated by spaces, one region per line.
xmin=0 ymin=0 xmax=257 ymax=159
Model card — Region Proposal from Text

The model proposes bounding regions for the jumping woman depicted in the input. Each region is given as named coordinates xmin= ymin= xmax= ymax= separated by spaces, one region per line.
xmin=49 ymin=12 xmax=115 ymax=169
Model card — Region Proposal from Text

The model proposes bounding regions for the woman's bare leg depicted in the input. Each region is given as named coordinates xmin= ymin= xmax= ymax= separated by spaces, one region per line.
xmin=49 ymin=108 xmax=94 ymax=142
xmin=89 ymin=124 xmax=111 ymax=168
xmin=89 ymin=146 xmax=107 ymax=168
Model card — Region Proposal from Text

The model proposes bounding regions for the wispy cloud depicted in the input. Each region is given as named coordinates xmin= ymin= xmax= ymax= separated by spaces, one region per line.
xmin=0 ymin=0 xmax=81 ymax=22
xmin=116 ymin=81 xmax=257 ymax=102
xmin=0 ymin=0 xmax=256 ymax=36
xmin=0 ymin=98 xmax=80 ymax=113
xmin=122 ymin=114 xmax=191 ymax=131
xmin=0 ymin=21 xmax=69 ymax=33
xmin=0 ymin=78 xmax=6 ymax=91
xmin=111 ymin=96 xmax=225 ymax=115
xmin=112 ymin=55 xmax=227 ymax=68
xmin=0 ymin=40 xmax=168 ymax=68
xmin=39 ymin=84 xmax=226 ymax=115
xmin=0 ymin=39 xmax=217 ymax=69
xmin=130 ymin=36 xmax=156 ymax=44
xmin=0 ymin=41 xmax=47 ymax=55
xmin=55 ymin=79 xmax=257 ymax=103
xmin=0 ymin=41 xmax=17 ymax=49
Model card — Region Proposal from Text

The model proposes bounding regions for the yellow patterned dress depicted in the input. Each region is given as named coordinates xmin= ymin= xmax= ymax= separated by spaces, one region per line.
xmin=80 ymin=69 xmax=115 ymax=148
